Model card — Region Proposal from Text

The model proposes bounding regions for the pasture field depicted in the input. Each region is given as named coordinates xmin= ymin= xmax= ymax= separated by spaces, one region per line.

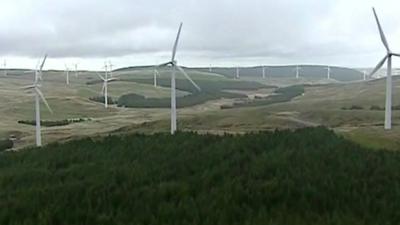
xmin=0 ymin=67 xmax=398 ymax=150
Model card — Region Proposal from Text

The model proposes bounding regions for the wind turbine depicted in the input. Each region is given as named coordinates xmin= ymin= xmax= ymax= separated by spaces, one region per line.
xmin=262 ymin=66 xmax=266 ymax=79
xmin=158 ymin=22 xmax=201 ymax=134
xmin=153 ymin=68 xmax=159 ymax=87
xmin=236 ymin=67 xmax=240 ymax=79
xmin=209 ymin=64 xmax=212 ymax=72
xmin=64 ymin=64 xmax=70 ymax=85
xmin=3 ymin=60 xmax=7 ymax=76
xmin=295 ymin=65 xmax=301 ymax=79
xmin=369 ymin=7 xmax=400 ymax=130
xmin=23 ymin=55 xmax=53 ymax=147
xmin=74 ymin=63 xmax=79 ymax=77
xmin=326 ymin=66 xmax=331 ymax=79
xmin=363 ymin=70 xmax=367 ymax=81
xmin=97 ymin=66 xmax=117 ymax=108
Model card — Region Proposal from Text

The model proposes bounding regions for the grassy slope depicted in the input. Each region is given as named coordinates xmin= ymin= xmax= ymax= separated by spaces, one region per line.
xmin=1 ymin=127 xmax=400 ymax=225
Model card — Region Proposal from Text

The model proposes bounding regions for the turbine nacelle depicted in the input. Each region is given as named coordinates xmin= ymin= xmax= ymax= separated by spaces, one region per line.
xmin=158 ymin=60 xmax=177 ymax=67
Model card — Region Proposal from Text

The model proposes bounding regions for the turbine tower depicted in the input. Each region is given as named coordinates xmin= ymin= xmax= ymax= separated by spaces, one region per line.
xmin=363 ymin=71 xmax=367 ymax=81
xmin=158 ymin=23 xmax=201 ymax=134
xmin=236 ymin=67 xmax=240 ymax=79
xmin=209 ymin=64 xmax=212 ymax=72
xmin=262 ymin=66 xmax=266 ymax=79
xmin=74 ymin=63 xmax=79 ymax=77
xmin=3 ymin=60 xmax=7 ymax=76
xmin=369 ymin=7 xmax=400 ymax=130
xmin=326 ymin=66 xmax=331 ymax=79
xmin=295 ymin=65 xmax=301 ymax=79
xmin=64 ymin=64 xmax=70 ymax=85
xmin=23 ymin=55 xmax=53 ymax=147
xmin=153 ymin=69 xmax=159 ymax=87
xmin=97 ymin=67 xmax=117 ymax=108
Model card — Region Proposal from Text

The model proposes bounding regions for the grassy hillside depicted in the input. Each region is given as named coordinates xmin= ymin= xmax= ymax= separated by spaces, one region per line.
xmin=1 ymin=127 xmax=400 ymax=225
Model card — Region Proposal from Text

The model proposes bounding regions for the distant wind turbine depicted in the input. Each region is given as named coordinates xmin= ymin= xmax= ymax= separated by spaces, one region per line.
xmin=326 ymin=66 xmax=331 ymax=79
xmin=236 ymin=67 xmax=240 ymax=79
xmin=295 ymin=65 xmax=301 ymax=79
xmin=64 ymin=64 xmax=70 ymax=85
xmin=3 ymin=60 xmax=7 ymax=76
xmin=209 ymin=64 xmax=212 ymax=72
xmin=262 ymin=66 xmax=266 ymax=79
xmin=363 ymin=71 xmax=367 ymax=81
xmin=97 ymin=67 xmax=117 ymax=108
xmin=22 ymin=55 xmax=53 ymax=147
xmin=368 ymin=7 xmax=400 ymax=130
xmin=153 ymin=68 xmax=159 ymax=87
xmin=158 ymin=22 xmax=201 ymax=134
xmin=74 ymin=63 xmax=79 ymax=77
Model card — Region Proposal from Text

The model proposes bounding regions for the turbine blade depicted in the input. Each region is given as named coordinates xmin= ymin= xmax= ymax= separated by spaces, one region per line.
xmin=35 ymin=87 xmax=53 ymax=114
xmin=96 ymin=72 xmax=105 ymax=81
xmin=101 ymin=82 xmax=106 ymax=95
xmin=372 ymin=8 xmax=390 ymax=52
xmin=22 ymin=85 xmax=36 ymax=90
xmin=392 ymin=53 xmax=400 ymax=57
xmin=176 ymin=65 xmax=201 ymax=91
xmin=35 ymin=59 xmax=41 ymax=70
xmin=39 ymin=54 xmax=48 ymax=71
xmin=369 ymin=55 xmax=388 ymax=77
xmin=171 ymin=23 xmax=183 ymax=62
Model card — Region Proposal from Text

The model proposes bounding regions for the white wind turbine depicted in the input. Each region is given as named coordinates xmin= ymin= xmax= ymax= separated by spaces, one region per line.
xmin=74 ymin=63 xmax=79 ymax=77
xmin=3 ymin=60 xmax=7 ymax=76
xmin=326 ymin=66 xmax=331 ymax=79
xmin=295 ymin=65 xmax=301 ymax=79
xmin=153 ymin=68 xmax=159 ymax=87
xmin=236 ymin=67 xmax=240 ymax=79
xmin=97 ymin=66 xmax=117 ymax=108
xmin=64 ymin=64 xmax=70 ymax=85
xmin=23 ymin=55 xmax=53 ymax=147
xmin=363 ymin=71 xmax=367 ymax=81
xmin=369 ymin=7 xmax=400 ymax=130
xmin=158 ymin=22 xmax=201 ymax=134
xmin=262 ymin=66 xmax=266 ymax=79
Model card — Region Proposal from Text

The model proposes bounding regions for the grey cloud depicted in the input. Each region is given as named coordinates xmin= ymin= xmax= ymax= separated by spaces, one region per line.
xmin=0 ymin=0 xmax=398 ymax=67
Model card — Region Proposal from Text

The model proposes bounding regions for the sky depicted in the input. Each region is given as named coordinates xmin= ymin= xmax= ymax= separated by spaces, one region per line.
xmin=0 ymin=0 xmax=399 ymax=70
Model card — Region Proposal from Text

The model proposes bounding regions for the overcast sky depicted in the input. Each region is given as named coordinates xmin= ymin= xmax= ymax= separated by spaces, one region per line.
xmin=0 ymin=0 xmax=399 ymax=70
